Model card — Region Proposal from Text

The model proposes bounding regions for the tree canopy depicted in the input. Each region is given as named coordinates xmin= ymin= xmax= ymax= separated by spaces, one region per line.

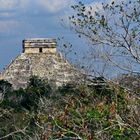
xmin=69 ymin=0 xmax=140 ymax=76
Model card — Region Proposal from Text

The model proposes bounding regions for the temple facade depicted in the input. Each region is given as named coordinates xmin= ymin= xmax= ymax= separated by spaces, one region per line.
xmin=0 ymin=38 xmax=83 ymax=89
xmin=22 ymin=38 xmax=56 ymax=54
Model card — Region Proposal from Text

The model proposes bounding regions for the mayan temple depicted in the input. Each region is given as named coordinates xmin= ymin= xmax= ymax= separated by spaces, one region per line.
xmin=0 ymin=38 xmax=83 ymax=89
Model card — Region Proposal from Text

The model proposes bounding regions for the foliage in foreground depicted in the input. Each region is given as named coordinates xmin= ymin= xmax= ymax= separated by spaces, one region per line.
xmin=0 ymin=77 xmax=139 ymax=140
xmin=69 ymin=0 xmax=140 ymax=75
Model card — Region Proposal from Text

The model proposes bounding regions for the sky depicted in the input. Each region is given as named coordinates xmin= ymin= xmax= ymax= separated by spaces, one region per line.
xmin=0 ymin=0 xmax=126 ymax=73
xmin=0 ymin=0 xmax=66 ymax=70
xmin=0 ymin=0 xmax=83 ymax=70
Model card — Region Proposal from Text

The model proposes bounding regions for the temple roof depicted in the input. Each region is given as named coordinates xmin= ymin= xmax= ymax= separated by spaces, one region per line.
xmin=23 ymin=38 xmax=56 ymax=43
xmin=23 ymin=38 xmax=56 ymax=48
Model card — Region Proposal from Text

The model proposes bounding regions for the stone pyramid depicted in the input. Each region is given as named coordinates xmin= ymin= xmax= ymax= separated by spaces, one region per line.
xmin=0 ymin=38 xmax=83 ymax=89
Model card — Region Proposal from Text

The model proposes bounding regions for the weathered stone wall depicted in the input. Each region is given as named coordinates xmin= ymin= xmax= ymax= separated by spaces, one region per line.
xmin=24 ymin=42 xmax=56 ymax=48
xmin=24 ymin=48 xmax=40 ymax=53
xmin=24 ymin=47 xmax=56 ymax=54
xmin=0 ymin=52 xmax=83 ymax=89
xmin=0 ymin=72 xmax=2 ymax=80
xmin=42 ymin=48 xmax=56 ymax=53
xmin=23 ymin=38 xmax=57 ymax=54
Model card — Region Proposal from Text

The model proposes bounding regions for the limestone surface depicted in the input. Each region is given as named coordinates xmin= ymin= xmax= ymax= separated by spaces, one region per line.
xmin=0 ymin=53 xmax=83 ymax=89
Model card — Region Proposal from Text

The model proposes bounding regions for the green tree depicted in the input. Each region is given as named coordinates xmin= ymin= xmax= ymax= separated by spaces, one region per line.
xmin=27 ymin=76 xmax=52 ymax=97
xmin=1 ymin=76 xmax=52 ymax=111
xmin=69 ymin=0 xmax=140 ymax=75
xmin=23 ymin=76 xmax=52 ymax=111
xmin=0 ymin=80 xmax=12 ymax=94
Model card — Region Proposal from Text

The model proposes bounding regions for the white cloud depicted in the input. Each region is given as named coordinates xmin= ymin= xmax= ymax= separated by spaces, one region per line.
xmin=0 ymin=20 xmax=20 ymax=33
xmin=0 ymin=0 xmax=18 ymax=10
xmin=0 ymin=0 xmax=76 ymax=14
xmin=0 ymin=0 xmax=28 ymax=10
xmin=86 ymin=0 xmax=128 ymax=15
xmin=86 ymin=2 xmax=103 ymax=15
xmin=0 ymin=12 xmax=15 ymax=17
xmin=36 ymin=0 xmax=75 ymax=13
xmin=109 ymin=0 xmax=127 ymax=4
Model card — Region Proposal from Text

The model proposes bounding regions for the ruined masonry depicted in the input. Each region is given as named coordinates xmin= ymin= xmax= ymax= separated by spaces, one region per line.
xmin=0 ymin=38 xmax=83 ymax=89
